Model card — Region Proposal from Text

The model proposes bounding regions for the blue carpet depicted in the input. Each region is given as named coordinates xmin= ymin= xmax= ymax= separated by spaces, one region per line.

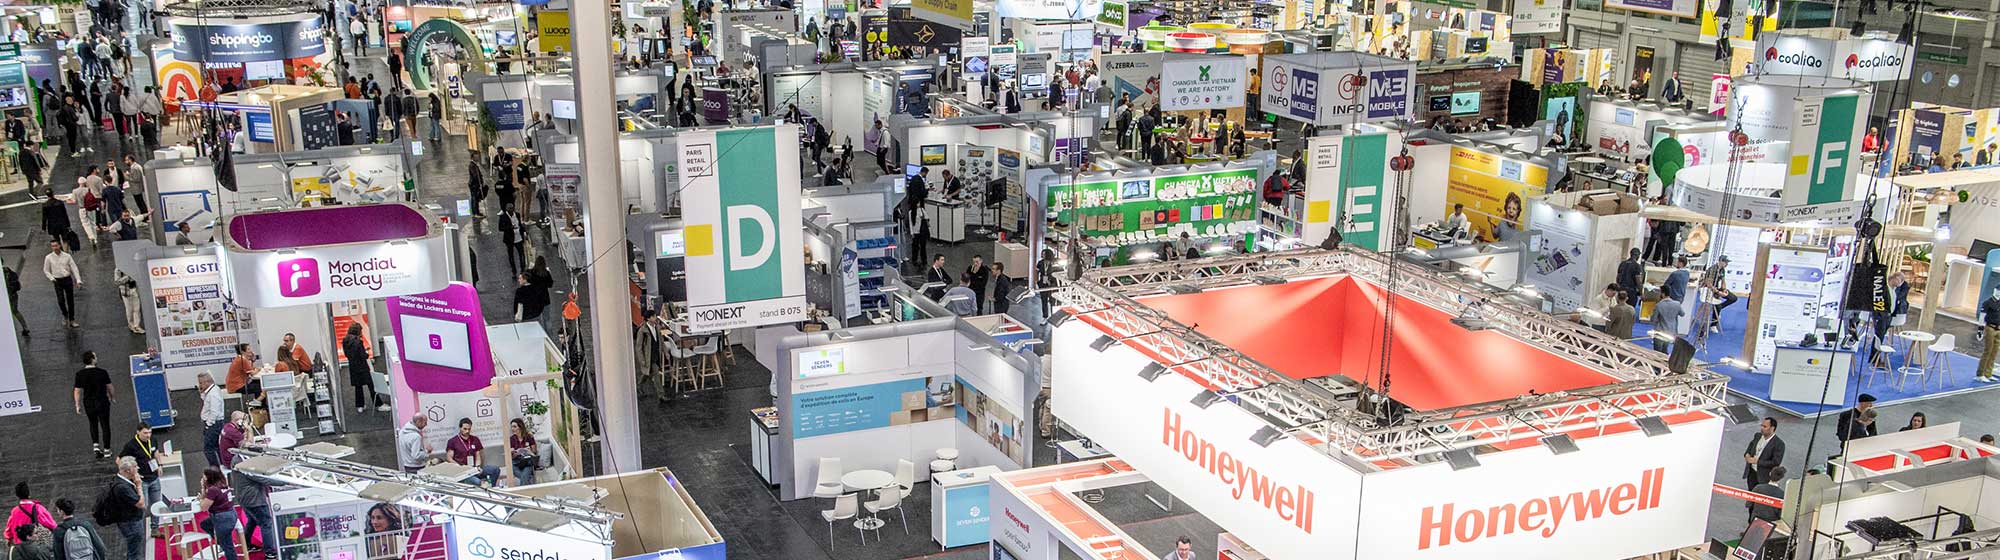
xmin=1630 ymin=304 xmax=1997 ymax=417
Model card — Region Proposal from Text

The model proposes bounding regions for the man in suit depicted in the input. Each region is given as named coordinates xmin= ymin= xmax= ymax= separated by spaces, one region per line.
xmin=923 ymin=255 xmax=952 ymax=301
xmin=1744 ymin=417 xmax=1786 ymax=487
xmin=1836 ymin=393 xmax=1879 ymax=443
xmin=1617 ymin=248 xmax=1645 ymax=307
xmin=1747 ymin=465 xmax=1786 ymax=523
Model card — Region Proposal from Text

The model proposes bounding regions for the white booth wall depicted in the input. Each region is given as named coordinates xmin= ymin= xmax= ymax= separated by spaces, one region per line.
xmin=772 ymin=317 xmax=1037 ymax=501
xmin=903 ymin=122 xmax=1048 ymax=173
xmin=547 ymin=135 xmax=668 ymax=212
xmin=1406 ymin=142 xmax=1453 ymax=227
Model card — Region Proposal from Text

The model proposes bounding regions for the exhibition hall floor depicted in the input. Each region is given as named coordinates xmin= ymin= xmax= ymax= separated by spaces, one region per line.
xmin=1631 ymin=305 xmax=2000 ymax=417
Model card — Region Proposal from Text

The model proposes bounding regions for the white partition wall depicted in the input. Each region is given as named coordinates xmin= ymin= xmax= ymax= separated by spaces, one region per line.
xmin=774 ymin=317 xmax=1039 ymax=500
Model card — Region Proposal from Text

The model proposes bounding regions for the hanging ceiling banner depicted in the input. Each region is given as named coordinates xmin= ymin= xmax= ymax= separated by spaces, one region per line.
xmin=1607 ymin=0 xmax=1697 ymax=18
xmin=1159 ymin=55 xmax=1248 ymax=111
xmin=677 ymin=126 xmax=809 ymax=332
xmin=910 ymin=0 xmax=973 ymax=29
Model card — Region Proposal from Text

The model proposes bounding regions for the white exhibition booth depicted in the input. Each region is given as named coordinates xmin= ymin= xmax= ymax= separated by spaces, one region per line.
xmin=771 ymin=316 xmax=1041 ymax=502
xmin=1047 ymin=318 xmax=1726 ymax=559
xmin=1581 ymin=96 xmax=1719 ymax=161
xmin=1795 ymin=424 xmax=2000 ymax=558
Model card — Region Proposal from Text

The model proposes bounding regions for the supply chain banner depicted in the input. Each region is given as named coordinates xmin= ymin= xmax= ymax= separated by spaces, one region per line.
xmin=149 ymin=255 xmax=257 ymax=390
xmin=677 ymin=126 xmax=808 ymax=332
xmin=170 ymin=16 xmax=325 ymax=63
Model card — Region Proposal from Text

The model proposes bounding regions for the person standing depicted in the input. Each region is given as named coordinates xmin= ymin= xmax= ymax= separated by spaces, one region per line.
xmin=51 ymin=498 xmax=106 ymax=560
xmin=44 ymin=239 xmax=80 ymax=328
xmin=196 ymin=372 xmax=225 ymax=468
xmin=1659 ymin=71 xmax=1683 ymax=104
xmin=427 ymin=92 xmax=444 ymax=141
xmin=1702 ymin=256 xmax=1739 ymax=333
xmin=217 ymin=411 xmax=246 ymax=470
xmin=1836 ymin=393 xmax=1879 ymax=443
xmin=5 ymin=265 xmax=23 ymax=336
xmin=923 ymin=255 xmax=951 ymax=300
xmin=117 ymin=424 xmax=165 ymax=514
xmin=113 ymin=270 xmax=140 ymax=334
xmin=18 ymin=142 xmax=43 ymax=198
xmin=964 ymin=255 xmax=990 ymax=313
xmin=1746 ymin=465 xmax=1786 ymax=525
xmin=396 ymin=414 xmax=432 ymax=472
xmin=1616 ymin=248 xmax=1644 ymax=308
xmin=466 ymin=156 xmax=486 ymax=218
xmin=989 ymin=262 xmax=1011 ymax=315
xmin=71 ymin=351 xmax=114 ymax=458
xmin=1743 ymin=417 xmax=1785 ymax=487
xmin=104 ymin=458 xmax=146 ymax=560
xmin=513 ymin=274 xmax=549 ymax=321
xmin=943 ymin=276 xmax=978 ymax=316
xmin=1165 ymin=537 xmax=1195 ymax=560
xmin=1651 ymin=295 xmax=1683 ymax=352
xmin=1979 ymin=288 xmax=2000 ymax=383
xmin=1606 ymin=294 xmax=1638 ymax=340
xmin=343 ymin=324 xmax=386 ymax=411
xmin=1875 ymin=272 xmax=1910 ymax=341
xmin=196 ymin=469 xmax=237 ymax=560
xmin=227 ymin=419 xmax=274 ymax=556
xmin=1663 ymin=257 xmax=1690 ymax=303
xmin=122 ymin=155 xmax=146 ymax=216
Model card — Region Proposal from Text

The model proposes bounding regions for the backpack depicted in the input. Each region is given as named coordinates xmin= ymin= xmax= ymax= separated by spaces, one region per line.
xmin=90 ymin=482 xmax=127 ymax=526
xmin=12 ymin=503 xmax=52 ymax=546
xmin=61 ymin=524 xmax=94 ymax=560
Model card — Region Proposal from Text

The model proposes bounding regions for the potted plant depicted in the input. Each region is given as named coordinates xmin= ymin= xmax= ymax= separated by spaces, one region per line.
xmin=1905 ymin=244 xmax=1932 ymax=278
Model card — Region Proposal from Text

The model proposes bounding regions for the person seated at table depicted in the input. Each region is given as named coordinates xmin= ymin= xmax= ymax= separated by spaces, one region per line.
xmin=226 ymin=343 xmax=263 ymax=405
xmin=446 ymin=418 xmax=502 ymax=486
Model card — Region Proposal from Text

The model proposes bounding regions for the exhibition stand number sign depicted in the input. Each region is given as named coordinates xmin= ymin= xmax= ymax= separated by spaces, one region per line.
xmin=677 ymin=126 xmax=810 ymax=332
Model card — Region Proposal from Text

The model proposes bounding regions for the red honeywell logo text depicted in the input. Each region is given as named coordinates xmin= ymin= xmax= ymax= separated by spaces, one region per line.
xmin=1417 ymin=467 xmax=1665 ymax=550
xmin=1161 ymin=409 xmax=1317 ymax=534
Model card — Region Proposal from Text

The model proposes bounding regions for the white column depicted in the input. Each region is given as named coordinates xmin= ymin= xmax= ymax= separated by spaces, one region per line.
xmin=571 ymin=0 xmax=642 ymax=471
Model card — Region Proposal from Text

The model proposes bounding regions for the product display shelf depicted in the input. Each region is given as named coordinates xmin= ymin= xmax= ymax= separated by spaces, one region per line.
xmin=853 ymin=221 xmax=899 ymax=312
xmin=1255 ymin=193 xmax=1307 ymax=250
xmin=310 ymin=369 xmax=338 ymax=436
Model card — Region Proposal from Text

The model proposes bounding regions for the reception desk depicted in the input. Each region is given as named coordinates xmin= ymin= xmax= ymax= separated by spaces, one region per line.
xmin=1770 ymin=345 xmax=1855 ymax=405
xmin=930 ymin=465 xmax=1002 ymax=549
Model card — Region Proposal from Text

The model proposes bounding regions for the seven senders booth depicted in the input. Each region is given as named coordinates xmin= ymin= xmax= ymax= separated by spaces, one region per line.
xmin=1033 ymin=248 xmax=1734 ymax=559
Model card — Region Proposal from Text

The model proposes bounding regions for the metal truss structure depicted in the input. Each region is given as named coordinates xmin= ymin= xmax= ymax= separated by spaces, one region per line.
xmin=1823 ymin=527 xmax=2000 ymax=560
xmin=1052 ymin=247 xmax=1732 ymax=465
xmin=237 ymin=448 xmax=619 ymax=543
xmin=159 ymin=0 xmax=319 ymax=18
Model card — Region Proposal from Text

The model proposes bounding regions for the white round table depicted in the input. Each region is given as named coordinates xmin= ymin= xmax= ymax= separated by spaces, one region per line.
xmin=255 ymin=433 xmax=298 ymax=449
xmin=840 ymin=469 xmax=895 ymax=530
xmin=1896 ymin=331 xmax=1938 ymax=367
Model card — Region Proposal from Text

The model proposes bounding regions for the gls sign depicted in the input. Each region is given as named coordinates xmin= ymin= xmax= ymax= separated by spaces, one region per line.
xmin=679 ymin=127 xmax=809 ymax=332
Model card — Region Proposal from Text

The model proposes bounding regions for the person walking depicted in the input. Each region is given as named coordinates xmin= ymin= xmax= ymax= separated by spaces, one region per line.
xmin=499 ymin=206 xmax=526 ymax=274
xmin=44 ymin=240 xmax=80 ymax=328
xmin=113 ymin=270 xmax=140 ymax=334
xmin=104 ymin=457 xmax=146 ymax=560
xmin=5 ymin=265 xmax=24 ymax=336
xmin=73 ymin=352 xmax=113 ymax=458
xmin=18 ymin=142 xmax=44 ymax=198
xmin=123 ymin=155 xmax=147 ymax=216
xmin=343 ymin=324 xmax=386 ymax=411
xmin=6 ymin=483 xmax=57 ymax=545
xmin=196 ymin=372 xmax=225 ymax=468
xmin=51 ymin=498 xmax=106 ymax=560
xmin=1980 ymin=288 xmax=2000 ymax=382
xmin=513 ymin=273 xmax=549 ymax=321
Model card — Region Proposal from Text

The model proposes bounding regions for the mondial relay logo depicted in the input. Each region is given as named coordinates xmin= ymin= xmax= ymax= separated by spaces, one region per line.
xmin=276 ymin=255 xmax=402 ymax=297
xmin=1765 ymin=47 xmax=1824 ymax=68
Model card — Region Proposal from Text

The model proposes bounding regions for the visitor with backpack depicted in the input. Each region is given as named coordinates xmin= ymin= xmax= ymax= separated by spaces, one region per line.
xmin=52 ymin=499 xmax=104 ymax=560
xmin=11 ymin=525 xmax=52 ymax=560
xmin=6 ymin=483 xmax=57 ymax=545
xmin=97 ymin=457 xmax=146 ymax=560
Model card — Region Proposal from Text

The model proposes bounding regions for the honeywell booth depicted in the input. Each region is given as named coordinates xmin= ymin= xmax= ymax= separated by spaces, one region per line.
xmin=1024 ymin=248 xmax=1736 ymax=559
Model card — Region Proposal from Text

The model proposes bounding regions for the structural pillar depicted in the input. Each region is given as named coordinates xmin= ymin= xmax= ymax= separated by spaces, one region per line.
xmin=571 ymin=0 xmax=642 ymax=471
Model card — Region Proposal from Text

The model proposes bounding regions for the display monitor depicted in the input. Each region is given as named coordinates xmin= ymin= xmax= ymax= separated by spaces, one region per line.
xmin=905 ymin=163 xmax=924 ymax=178
xmin=693 ymin=55 xmax=718 ymax=66
xmin=1972 ymin=239 xmax=2000 ymax=261
xmin=656 ymin=229 xmax=685 ymax=257
xmin=392 ymin=20 xmax=413 ymax=32
xmin=0 ymin=86 xmax=28 ymax=109
xmin=244 ymin=60 xmax=285 ymax=81
xmin=398 ymin=315 xmax=473 ymax=370
xmin=551 ymin=99 xmax=578 ymax=119
xmin=495 ymin=30 xmax=518 ymax=46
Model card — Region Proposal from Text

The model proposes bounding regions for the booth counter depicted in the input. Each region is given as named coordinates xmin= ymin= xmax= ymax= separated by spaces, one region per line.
xmin=931 ymin=465 xmax=1003 ymax=548
xmin=513 ymin=469 xmax=726 ymax=560
xmin=1795 ymin=441 xmax=2000 ymax=558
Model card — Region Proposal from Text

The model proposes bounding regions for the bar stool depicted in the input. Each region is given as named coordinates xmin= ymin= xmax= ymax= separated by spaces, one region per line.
xmin=694 ymin=336 xmax=723 ymax=390
xmin=1925 ymin=334 xmax=1958 ymax=389
xmin=929 ymin=448 xmax=959 ymax=475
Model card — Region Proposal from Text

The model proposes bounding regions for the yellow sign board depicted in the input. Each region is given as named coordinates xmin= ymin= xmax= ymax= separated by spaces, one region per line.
xmin=538 ymin=11 xmax=572 ymax=52
xmin=910 ymin=0 xmax=972 ymax=28
xmin=1444 ymin=147 xmax=1548 ymax=243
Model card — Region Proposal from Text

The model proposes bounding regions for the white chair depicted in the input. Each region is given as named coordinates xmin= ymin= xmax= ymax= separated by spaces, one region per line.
xmin=864 ymin=485 xmax=909 ymax=537
xmin=693 ymin=336 xmax=723 ymax=389
xmin=174 ymin=531 xmax=219 ymax=560
xmin=813 ymin=457 xmax=845 ymax=499
xmin=820 ymin=493 xmax=864 ymax=548
xmin=894 ymin=459 xmax=916 ymax=495
xmin=1865 ymin=337 xmax=1897 ymax=389
xmin=1926 ymin=333 xmax=1957 ymax=388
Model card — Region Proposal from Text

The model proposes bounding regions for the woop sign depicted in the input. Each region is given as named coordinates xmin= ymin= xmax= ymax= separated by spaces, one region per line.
xmin=448 ymin=517 xmax=608 ymax=560
xmin=677 ymin=126 xmax=808 ymax=332
xmin=1160 ymin=56 xmax=1247 ymax=111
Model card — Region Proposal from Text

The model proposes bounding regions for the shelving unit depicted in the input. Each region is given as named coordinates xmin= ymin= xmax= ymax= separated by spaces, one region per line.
xmin=1255 ymin=193 xmax=1307 ymax=251
xmin=851 ymin=220 xmax=901 ymax=313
